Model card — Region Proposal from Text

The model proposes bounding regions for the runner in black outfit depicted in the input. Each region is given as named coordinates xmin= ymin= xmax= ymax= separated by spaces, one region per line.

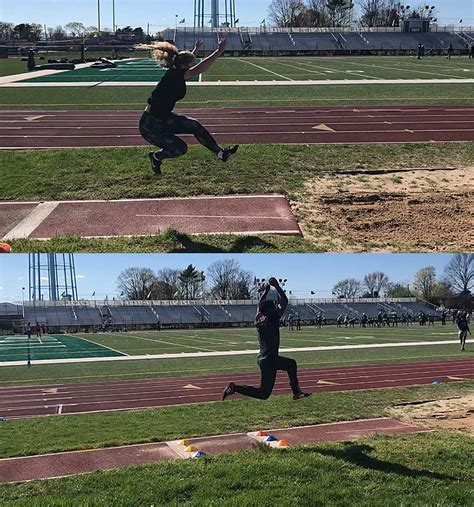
xmin=222 ymin=277 xmax=311 ymax=401
xmin=139 ymin=35 xmax=238 ymax=174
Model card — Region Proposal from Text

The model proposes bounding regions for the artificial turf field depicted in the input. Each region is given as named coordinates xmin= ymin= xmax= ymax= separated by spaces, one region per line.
xmin=9 ymin=55 xmax=474 ymax=83
xmin=0 ymin=324 xmax=459 ymax=362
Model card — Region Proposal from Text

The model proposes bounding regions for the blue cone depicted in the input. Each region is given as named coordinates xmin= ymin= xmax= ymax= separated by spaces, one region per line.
xmin=0 ymin=417 xmax=5 ymax=421
xmin=432 ymin=380 xmax=442 ymax=385
xmin=193 ymin=450 xmax=206 ymax=458
xmin=264 ymin=435 xmax=277 ymax=442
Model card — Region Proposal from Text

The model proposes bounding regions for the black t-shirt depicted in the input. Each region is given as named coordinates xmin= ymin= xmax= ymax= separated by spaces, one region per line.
xmin=148 ymin=68 xmax=187 ymax=120
xmin=255 ymin=310 xmax=280 ymax=361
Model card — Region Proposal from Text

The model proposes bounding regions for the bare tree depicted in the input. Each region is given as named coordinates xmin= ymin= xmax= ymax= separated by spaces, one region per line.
xmin=268 ymin=0 xmax=308 ymax=27
xmin=413 ymin=266 xmax=437 ymax=301
xmin=156 ymin=268 xmax=181 ymax=300
xmin=363 ymin=271 xmax=389 ymax=297
xmin=207 ymin=259 xmax=255 ymax=299
xmin=117 ymin=267 xmax=163 ymax=300
xmin=444 ymin=254 xmax=474 ymax=295
xmin=333 ymin=278 xmax=361 ymax=298
xmin=0 ymin=22 xmax=15 ymax=39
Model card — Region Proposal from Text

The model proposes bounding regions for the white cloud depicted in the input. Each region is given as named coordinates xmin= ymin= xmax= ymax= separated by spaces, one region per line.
xmin=76 ymin=275 xmax=86 ymax=279
xmin=0 ymin=286 xmax=3 ymax=290
xmin=18 ymin=277 xmax=24 ymax=280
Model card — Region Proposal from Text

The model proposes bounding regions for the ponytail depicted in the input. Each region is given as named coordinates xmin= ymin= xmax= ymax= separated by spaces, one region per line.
xmin=135 ymin=42 xmax=178 ymax=68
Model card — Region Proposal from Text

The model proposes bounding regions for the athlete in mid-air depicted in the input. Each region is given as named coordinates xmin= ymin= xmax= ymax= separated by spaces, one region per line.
xmin=139 ymin=35 xmax=238 ymax=174
xmin=222 ymin=277 xmax=311 ymax=402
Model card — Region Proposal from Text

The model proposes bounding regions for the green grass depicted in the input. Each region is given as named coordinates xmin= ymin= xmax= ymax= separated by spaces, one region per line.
xmin=76 ymin=325 xmax=457 ymax=356
xmin=1 ymin=381 xmax=472 ymax=459
xmin=0 ymin=341 xmax=466 ymax=387
xmin=2 ymin=143 xmax=473 ymax=202
xmin=8 ymin=429 xmax=474 ymax=506
xmin=1 ymin=430 xmax=473 ymax=506
xmin=9 ymin=232 xmax=317 ymax=253
xmin=0 ymin=83 xmax=473 ymax=109
xmin=0 ymin=59 xmax=29 ymax=77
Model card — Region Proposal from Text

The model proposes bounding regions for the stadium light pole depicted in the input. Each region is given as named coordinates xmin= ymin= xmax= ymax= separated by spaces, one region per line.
xmin=112 ymin=0 xmax=116 ymax=34
xmin=97 ymin=0 xmax=101 ymax=35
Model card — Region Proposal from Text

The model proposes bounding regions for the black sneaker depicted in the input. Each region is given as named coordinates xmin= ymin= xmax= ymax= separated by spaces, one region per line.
xmin=148 ymin=152 xmax=162 ymax=175
xmin=222 ymin=382 xmax=236 ymax=401
xmin=293 ymin=392 xmax=312 ymax=401
xmin=219 ymin=145 xmax=239 ymax=162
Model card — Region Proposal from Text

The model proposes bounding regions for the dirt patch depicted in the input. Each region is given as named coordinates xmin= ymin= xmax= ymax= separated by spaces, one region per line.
xmin=388 ymin=394 xmax=474 ymax=435
xmin=296 ymin=166 xmax=474 ymax=252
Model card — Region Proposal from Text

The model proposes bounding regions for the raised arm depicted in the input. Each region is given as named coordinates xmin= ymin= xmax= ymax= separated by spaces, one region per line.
xmin=269 ymin=277 xmax=288 ymax=316
xmin=191 ymin=39 xmax=204 ymax=57
xmin=258 ymin=283 xmax=271 ymax=307
xmin=184 ymin=35 xmax=227 ymax=80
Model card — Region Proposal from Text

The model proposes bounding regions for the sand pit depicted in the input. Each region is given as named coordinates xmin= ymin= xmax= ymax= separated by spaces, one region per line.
xmin=388 ymin=394 xmax=474 ymax=434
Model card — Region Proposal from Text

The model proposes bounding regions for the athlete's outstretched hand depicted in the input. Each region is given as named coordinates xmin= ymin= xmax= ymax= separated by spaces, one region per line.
xmin=194 ymin=38 xmax=204 ymax=52
xmin=217 ymin=35 xmax=227 ymax=53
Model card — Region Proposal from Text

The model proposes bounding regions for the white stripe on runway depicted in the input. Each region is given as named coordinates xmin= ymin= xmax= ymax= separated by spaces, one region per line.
xmin=3 ymin=202 xmax=59 ymax=240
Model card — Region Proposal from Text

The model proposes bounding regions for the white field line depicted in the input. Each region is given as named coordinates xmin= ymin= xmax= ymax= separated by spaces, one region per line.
xmin=72 ymin=334 xmax=129 ymax=356
xmin=341 ymin=59 xmax=464 ymax=80
xmin=112 ymin=333 xmax=215 ymax=352
xmin=0 ymin=340 xmax=458 ymax=367
xmin=2 ymin=78 xmax=473 ymax=87
xmin=233 ymin=58 xmax=294 ymax=81
xmin=290 ymin=60 xmax=382 ymax=80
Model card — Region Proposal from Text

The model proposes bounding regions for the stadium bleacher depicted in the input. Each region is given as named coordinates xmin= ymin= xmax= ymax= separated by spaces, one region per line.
xmin=0 ymin=298 xmax=440 ymax=332
xmin=162 ymin=27 xmax=471 ymax=55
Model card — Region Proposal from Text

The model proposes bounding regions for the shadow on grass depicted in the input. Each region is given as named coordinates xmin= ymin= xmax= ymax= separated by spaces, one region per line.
xmin=172 ymin=233 xmax=277 ymax=253
xmin=310 ymin=443 xmax=456 ymax=481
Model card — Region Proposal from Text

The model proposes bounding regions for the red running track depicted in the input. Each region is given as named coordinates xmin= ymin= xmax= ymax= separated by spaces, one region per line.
xmin=1 ymin=105 xmax=474 ymax=149
xmin=1 ymin=358 xmax=473 ymax=419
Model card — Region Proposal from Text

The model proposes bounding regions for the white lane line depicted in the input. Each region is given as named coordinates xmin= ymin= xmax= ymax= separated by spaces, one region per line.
xmin=3 ymin=202 xmax=59 ymax=240
xmin=136 ymin=214 xmax=293 ymax=220
xmin=234 ymin=59 xmax=294 ymax=81
xmin=57 ymin=404 xmax=63 ymax=414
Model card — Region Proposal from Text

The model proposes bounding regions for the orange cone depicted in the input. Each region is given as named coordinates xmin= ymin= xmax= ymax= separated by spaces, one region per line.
xmin=278 ymin=440 xmax=288 ymax=447
xmin=0 ymin=243 xmax=12 ymax=253
xmin=256 ymin=431 xmax=267 ymax=437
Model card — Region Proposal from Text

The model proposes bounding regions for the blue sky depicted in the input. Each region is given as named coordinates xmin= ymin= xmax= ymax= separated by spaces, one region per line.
xmin=2 ymin=1 xmax=472 ymax=30
xmin=0 ymin=253 xmax=454 ymax=301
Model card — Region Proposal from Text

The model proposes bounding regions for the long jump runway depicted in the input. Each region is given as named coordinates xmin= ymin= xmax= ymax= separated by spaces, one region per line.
xmin=1 ymin=359 xmax=472 ymax=419
xmin=1 ymin=105 xmax=473 ymax=149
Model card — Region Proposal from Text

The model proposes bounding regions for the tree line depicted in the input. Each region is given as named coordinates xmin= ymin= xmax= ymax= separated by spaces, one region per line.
xmin=117 ymin=260 xmax=257 ymax=301
xmin=267 ymin=1 xmax=431 ymax=28
xmin=0 ymin=21 xmax=146 ymax=42
xmin=331 ymin=254 xmax=474 ymax=305
xmin=115 ymin=255 xmax=473 ymax=305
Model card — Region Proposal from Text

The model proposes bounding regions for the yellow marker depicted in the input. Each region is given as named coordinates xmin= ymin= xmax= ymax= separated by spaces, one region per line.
xmin=179 ymin=439 xmax=190 ymax=446
xmin=312 ymin=123 xmax=335 ymax=132
xmin=185 ymin=445 xmax=198 ymax=453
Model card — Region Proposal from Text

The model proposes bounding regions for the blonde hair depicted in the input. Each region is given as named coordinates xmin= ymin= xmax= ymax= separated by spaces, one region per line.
xmin=136 ymin=42 xmax=195 ymax=68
